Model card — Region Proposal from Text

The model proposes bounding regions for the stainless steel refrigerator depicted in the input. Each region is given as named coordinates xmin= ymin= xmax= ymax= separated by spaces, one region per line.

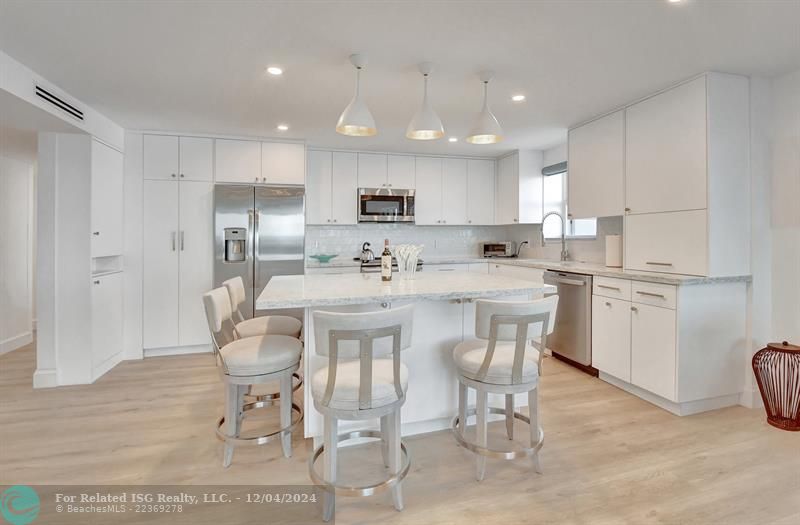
xmin=214 ymin=185 xmax=305 ymax=319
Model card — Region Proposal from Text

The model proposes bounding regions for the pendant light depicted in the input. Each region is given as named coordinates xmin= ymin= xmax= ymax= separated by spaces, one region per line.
xmin=406 ymin=62 xmax=444 ymax=140
xmin=336 ymin=54 xmax=377 ymax=137
xmin=466 ymin=71 xmax=503 ymax=144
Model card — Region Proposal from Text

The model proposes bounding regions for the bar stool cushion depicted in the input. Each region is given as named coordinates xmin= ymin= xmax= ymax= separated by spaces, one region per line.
xmin=311 ymin=359 xmax=409 ymax=411
xmin=236 ymin=315 xmax=302 ymax=339
xmin=220 ymin=335 xmax=302 ymax=377
xmin=453 ymin=339 xmax=540 ymax=385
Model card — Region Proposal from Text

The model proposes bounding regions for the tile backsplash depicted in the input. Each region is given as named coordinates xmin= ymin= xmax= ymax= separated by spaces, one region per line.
xmin=307 ymin=217 xmax=623 ymax=264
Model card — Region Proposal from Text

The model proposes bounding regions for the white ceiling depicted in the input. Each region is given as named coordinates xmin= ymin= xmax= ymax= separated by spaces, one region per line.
xmin=1 ymin=0 xmax=798 ymax=157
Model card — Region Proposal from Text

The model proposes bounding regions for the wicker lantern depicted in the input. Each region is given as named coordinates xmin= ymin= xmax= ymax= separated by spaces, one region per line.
xmin=752 ymin=341 xmax=800 ymax=431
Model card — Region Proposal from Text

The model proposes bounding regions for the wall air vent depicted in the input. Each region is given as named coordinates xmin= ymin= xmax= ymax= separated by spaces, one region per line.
xmin=34 ymin=85 xmax=84 ymax=121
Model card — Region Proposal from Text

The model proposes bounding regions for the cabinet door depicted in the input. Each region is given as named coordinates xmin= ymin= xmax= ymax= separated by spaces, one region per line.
xmin=91 ymin=140 xmax=124 ymax=257
xmin=306 ymin=150 xmax=332 ymax=224
xmin=426 ymin=263 xmax=469 ymax=273
xmin=179 ymin=137 xmax=213 ymax=181
xmin=625 ymin=77 xmax=707 ymax=214
xmin=495 ymin=154 xmax=519 ymax=224
xmin=625 ymin=210 xmax=708 ymax=276
xmin=143 ymin=135 xmax=179 ymax=180
xmin=179 ymin=181 xmax=214 ymax=346
xmin=91 ymin=272 xmax=123 ymax=366
xmin=143 ymin=180 xmax=180 ymax=348
xmin=414 ymin=157 xmax=442 ymax=225
xmin=262 ymin=142 xmax=305 ymax=185
xmin=631 ymin=303 xmax=677 ymax=401
xmin=467 ymin=159 xmax=495 ymax=225
xmin=215 ymin=139 xmax=261 ymax=184
xmin=331 ymin=152 xmax=358 ymax=225
xmin=568 ymin=111 xmax=624 ymax=219
xmin=591 ymin=295 xmax=631 ymax=381
xmin=441 ymin=158 xmax=468 ymax=225
xmin=387 ymin=155 xmax=415 ymax=189
xmin=357 ymin=153 xmax=388 ymax=188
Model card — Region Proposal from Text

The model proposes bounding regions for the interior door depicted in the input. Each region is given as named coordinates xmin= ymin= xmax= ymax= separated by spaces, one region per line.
xmin=179 ymin=181 xmax=214 ymax=346
xmin=255 ymin=186 xmax=305 ymax=318
xmin=143 ymin=180 xmax=180 ymax=348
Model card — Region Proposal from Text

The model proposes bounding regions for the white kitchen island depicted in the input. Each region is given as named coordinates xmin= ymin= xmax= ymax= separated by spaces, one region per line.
xmin=256 ymin=272 xmax=554 ymax=441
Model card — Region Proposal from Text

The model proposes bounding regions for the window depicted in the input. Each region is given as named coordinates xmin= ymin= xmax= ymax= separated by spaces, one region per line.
xmin=542 ymin=169 xmax=597 ymax=240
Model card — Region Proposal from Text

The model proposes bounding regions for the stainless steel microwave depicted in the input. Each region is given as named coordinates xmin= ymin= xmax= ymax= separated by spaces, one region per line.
xmin=358 ymin=188 xmax=415 ymax=223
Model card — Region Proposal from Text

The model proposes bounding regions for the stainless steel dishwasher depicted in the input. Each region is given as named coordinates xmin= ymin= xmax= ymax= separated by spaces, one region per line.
xmin=543 ymin=270 xmax=593 ymax=367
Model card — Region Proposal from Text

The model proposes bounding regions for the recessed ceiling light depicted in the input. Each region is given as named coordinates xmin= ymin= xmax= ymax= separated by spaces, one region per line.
xmin=277 ymin=124 xmax=289 ymax=131
xmin=448 ymin=137 xmax=458 ymax=143
xmin=668 ymin=0 xmax=682 ymax=3
xmin=511 ymin=94 xmax=526 ymax=102
xmin=267 ymin=66 xmax=283 ymax=76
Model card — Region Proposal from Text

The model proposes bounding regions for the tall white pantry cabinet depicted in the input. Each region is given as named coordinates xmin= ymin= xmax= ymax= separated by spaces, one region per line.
xmin=142 ymin=135 xmax=213 ymax=350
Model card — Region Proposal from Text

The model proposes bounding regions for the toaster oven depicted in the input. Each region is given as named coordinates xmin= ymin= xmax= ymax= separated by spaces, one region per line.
xmin=480 ymin=241 xmax=517 ymax=258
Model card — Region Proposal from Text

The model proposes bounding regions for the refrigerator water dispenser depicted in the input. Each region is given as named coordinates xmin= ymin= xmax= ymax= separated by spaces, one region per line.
xmin=224 ymin=228 xmax=247 ymax=263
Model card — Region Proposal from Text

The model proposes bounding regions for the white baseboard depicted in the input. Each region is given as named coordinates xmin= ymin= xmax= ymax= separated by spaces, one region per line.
xmin=738 ymin=388 xmax=763 ymax=409
xmin=92 ymin=352 xmax=123 ymax=382
xmin=144 ymin=344 xmax=212 ymax=358
xmin=599 ymin=372 xmax=742 ymax=416
xmin=0 ymin=331 xmax=33 ymax=355
xmin=33 ymin=368 xmax=58 ymax=388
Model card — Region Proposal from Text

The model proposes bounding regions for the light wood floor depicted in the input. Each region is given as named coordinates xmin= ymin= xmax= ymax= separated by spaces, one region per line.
xmin=1 ymin=342 xmax=798 ymax=525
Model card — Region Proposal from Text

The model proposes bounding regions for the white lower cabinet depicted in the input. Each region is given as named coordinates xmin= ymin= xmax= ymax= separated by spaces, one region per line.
xmin=426 ymin=263 xmax=469 ymax=273
xmin=143 ymin=180 xmax=213 ymax=349
xmin=91 ymin=272 xmax=124 ymax=367
xmin=630 ymin=302 xmax=677 ymax=401
xmin=489 ymin=263 xmax=544 ymax=283
xmin=591 ymin=295 xmax=631 ymax=382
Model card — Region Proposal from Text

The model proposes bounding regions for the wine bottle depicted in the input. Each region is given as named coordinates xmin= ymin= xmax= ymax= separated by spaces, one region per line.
xmin=381 ymin=239 xmax=392 ymax=282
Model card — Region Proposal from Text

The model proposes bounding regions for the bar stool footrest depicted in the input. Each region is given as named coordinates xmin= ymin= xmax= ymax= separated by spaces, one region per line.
xmin=452 ymin=407 xmax=544 ymax=460
xmin=245 ymin=372 xmax=303 ymax=407
xmin=309 ymin=430 xmax=410 ymax=497
xmin=216 ymin=401 xmax=302 ymax=446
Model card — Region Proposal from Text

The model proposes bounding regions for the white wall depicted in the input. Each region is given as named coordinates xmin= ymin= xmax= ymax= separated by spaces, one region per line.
xmin=770 ymin=70 xmax=800 ymax=342
xmin=0 ymin=156 xmax=34 ymax=354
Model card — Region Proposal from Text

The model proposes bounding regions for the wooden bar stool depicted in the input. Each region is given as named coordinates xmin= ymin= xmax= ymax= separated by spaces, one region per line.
xmin=203 ymin=286 xmax=303 ymax=467
xmin=452 ymin=296 xmax=558 ymax=481
xmin=223 ymin=276 xmax=303 ymax=405
xmin=308 ymin=305 xmax=414 ymax=522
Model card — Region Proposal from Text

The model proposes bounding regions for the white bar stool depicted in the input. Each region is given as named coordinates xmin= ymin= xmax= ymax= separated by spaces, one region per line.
xmin=308 ymin=305 xmax=414 ymax=522
xmin=203 ymin=286 xmax=303 ymax=467
xmin=223 ymin=276 xmax=303 ymax=405
xmin=452 ymin=296 xmax=559 ymax=481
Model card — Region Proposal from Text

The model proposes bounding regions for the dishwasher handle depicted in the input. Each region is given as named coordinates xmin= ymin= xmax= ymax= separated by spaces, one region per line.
xmin=551 ymin=277 xmax=586 ymax=286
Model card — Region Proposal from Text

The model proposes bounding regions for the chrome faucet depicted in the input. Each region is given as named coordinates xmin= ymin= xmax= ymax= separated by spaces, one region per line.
xmin=541 ymin=211 xmax=569 ymax=261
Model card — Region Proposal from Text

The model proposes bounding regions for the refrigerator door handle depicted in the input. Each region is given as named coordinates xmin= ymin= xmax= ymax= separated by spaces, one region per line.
xmin=180 ymin=230 xmax=185 ymax=251
xmin=254 ymin=209 xmax=260 ymax=291
xmin=171 ymin=231 xmax=176 ymax=251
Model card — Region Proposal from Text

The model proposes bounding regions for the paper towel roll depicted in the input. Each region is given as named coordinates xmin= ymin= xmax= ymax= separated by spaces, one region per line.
xmin=605 ymin=235 xmax=622 ymax=268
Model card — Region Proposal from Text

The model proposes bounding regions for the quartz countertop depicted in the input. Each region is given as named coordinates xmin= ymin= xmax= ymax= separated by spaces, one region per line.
xmin=256 ymin=272 xmax=554 ymax=310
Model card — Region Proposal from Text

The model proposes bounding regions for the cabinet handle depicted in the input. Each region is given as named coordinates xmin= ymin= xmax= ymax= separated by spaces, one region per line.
xmin=514 ymin=218 xmax=519 ymax=222
xmin=450 ymin=298 xmax=463 ymax=304
xmin=625 ymin=207 xmax=631 ymax=212
xmin=597 ymin=284 xmax=620 ymax=291
xmin=630 ymin=306 xmax=638 ymax=312
xmin=468 ymin=220 xmax=472 ymax=224
xmin=438 ymin=268 xmax=456 ymax=272
xmin=388 ymin=183 xmax=392 ymax=187
xmin=180 ymin=230 xmax=185 ymax=251
xmin=180 ymin=173 xmax=185 ymax=178
xmin=645 ymin=261 xmax=673 ymax=267
xmin=171 ymin=231 xmax=176 ymax=251
xmin=93 ymin=280 xmax=100 ymax=285
xmin=605 ymin=301 xmax=611 ymax=307
xmin=635 ymin=291 xmax=666 ymax=299
xmin=92 ymin=231 xmax=100 ymax=236
xmin=327 ymin=219 xmax=331 ymax=223
xmin=333 ymin=219 xmax=337 ymax=223
xmin=442 ymin=220 xmax=447 ymax=224
xmin=171 ymin=173 xmax=176 ymax=178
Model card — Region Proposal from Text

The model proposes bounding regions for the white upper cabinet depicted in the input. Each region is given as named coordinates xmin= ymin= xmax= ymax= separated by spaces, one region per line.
xmin=306 ymin=150 xmax=357 ymax=225
xmin=625 ymin=76 xmax=707 ymax=214
xmin=441 ymin=158 xmax=468 ymax=225
xmin=178 ymin=137 xmax=213 ymax=181
xmin=495 ymin=150 xmax=543 ymax=225
xmin=568 ymin=110 xmax=624 ymax=219
xmin=215 ymin=139 xmax=261 ymax=184
xmin=306 ymin=150 xmax=332 ymax=225
xmin=262 ymin=142 xmax=305 ymax=185
xmin=387 ymin=155 xmax=415 ymax=189
xmin=331 ymin=152 xmax=358 ymax=224
xmin=466 ymin=159 xmax=495 ymax=225
xmin=626 ymin=209 xmax=708 ymax=276
xmin=357 ymin=153 xmax=388 ymax=188
xmin=143 ymin=135 xmax=179 ymax=180
xmin=144 ymin=135 xmax=212 ymax=182
xmin=90 ymin=140 xmax=124 ymax=257
xmin=414 ymin=157 xmax=443 ymax=225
